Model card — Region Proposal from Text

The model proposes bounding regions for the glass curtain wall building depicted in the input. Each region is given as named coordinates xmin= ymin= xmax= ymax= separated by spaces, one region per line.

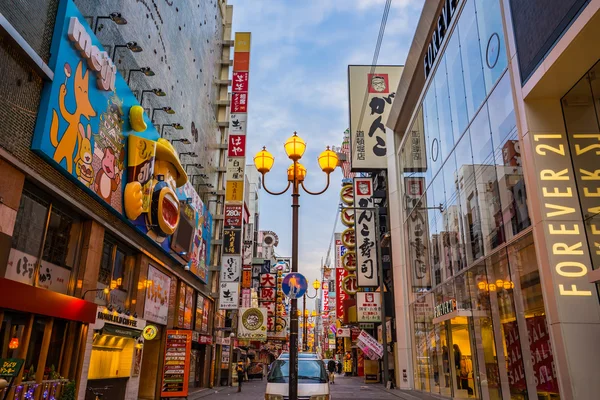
xmin=381 ymin=0 xmax=599 ymax=399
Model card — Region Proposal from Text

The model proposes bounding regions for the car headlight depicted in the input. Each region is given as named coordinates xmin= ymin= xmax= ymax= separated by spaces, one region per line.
xmin=265 ymin=395 xmax=283 ymax=400
xmin=310 ymin=396 xmax=329 ymax=400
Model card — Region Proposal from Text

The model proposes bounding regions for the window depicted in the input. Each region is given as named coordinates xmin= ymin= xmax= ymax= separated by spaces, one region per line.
xmin=96 ymin=236 xmax=134 ymax=308
xmin=9 ymin=187 xmax=80 ymax=295
xmin=447 ymin=33 xmax=469 ymax=139
xmin=267 ymin=360 xmax=327 ymax=383
xmin=458 ymin=0 xmax=486 ymax=120
xmin=435 ymin=55 xmax=455 ymax=162
xmin=474 ymin=0 xmax=508 ymax=92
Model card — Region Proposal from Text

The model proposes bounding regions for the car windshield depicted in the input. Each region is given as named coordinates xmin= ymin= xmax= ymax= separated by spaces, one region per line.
xmin=267 ymin=360 xmax=327 ymax=383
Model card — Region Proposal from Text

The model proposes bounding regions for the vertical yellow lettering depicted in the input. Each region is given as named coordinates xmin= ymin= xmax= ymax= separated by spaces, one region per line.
xmin=540 ymin=169 xmax=569 ymax=181
xmin=591 ymin=224 xmax=600 ymax=235
xmin=583 ymin=187 xmax=600 ymax=197
xmin=542 ymin=187 xmax=572 ymax=197
xmin=552 ymin=242 xmax=583 ymax=255
xmin=559 ymin=284 xmax=592 ymax=296
xmin=545 ymin=204 xmax=575 ymax=217
xmin=556 ymin=261 xmax=587 ymax=277
xmin=548 ymin=224 xmax=579 ymax=235
xmin=580 ymin=169 xmax=600 ymax=180
xmin=534 ymin=134 xmax=562 ymax=140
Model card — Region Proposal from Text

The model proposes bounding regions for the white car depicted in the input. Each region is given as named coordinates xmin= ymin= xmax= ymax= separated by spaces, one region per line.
xmin=265 ymin=357 xmax=330 ymax=400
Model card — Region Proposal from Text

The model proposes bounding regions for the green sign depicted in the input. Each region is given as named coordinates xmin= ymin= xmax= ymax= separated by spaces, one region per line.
xmin=359 ymin=323 xmax=374 ymax=329
xmin=102 ymin=324 xmax=142 ymax=339
xmin=0 ymin=358 xmax=24 ymax=377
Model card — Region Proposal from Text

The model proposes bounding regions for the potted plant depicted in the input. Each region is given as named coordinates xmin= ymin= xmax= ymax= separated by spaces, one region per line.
xmin=58 ymin=381 xmax=76 ymax=400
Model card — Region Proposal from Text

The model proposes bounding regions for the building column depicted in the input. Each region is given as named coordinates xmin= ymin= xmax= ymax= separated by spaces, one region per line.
xmin=386 ymin=127 xmax=413 ymax=390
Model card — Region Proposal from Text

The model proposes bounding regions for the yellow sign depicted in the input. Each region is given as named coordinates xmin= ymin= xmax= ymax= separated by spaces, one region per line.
xmin=234 ymin=32 xmax=251 ymax=52
xmin=226 ymin=181 xmax=244 ymax=202
xmin=142 ymin=324 xmax=158 ymax=341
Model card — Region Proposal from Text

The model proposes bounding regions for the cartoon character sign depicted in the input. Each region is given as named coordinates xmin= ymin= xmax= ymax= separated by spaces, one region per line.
xmin=32 ymin=1 xmax=195 ymax=258
xmin=124 ymin=138 xmax=187 ymax=243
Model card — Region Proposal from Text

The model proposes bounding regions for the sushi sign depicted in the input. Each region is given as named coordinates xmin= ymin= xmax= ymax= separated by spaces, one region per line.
xmin=67 ymin=17 xmax=116 ymax=91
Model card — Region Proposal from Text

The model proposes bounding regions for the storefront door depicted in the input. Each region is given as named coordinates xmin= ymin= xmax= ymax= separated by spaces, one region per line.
xmin=448 ymin=316 xmax=478 ymax=399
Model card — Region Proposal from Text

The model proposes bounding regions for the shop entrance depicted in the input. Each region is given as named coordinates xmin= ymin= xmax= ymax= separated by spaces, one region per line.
xmin=430 ymin=313 xmax=480 ymax=399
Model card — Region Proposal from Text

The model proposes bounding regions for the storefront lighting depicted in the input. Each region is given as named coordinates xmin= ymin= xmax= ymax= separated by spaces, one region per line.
xmin=127 ymin=67 xmax=155 ymax=85
xmin=8 ymin=337 xmax=19 ymax=349
xmin=116 ymin=277 xmax=122 ymax=286
xmin=110 ymin=280 xmax=117 ymax=290
xmin=179 ymin=152 xmax=197 ymax=157
xmin=171 ymin=138 xmax=191 ymax=145
xmin=478 ymin=281 xmax=487 ymax=290
xmin=488 ymin=283 xmax=497 ymax=291
xmin=94 ymin=13 xmax=128 ymax=34
xmin=140 ymin=88 xmax=167 ymax=106
xmin=152 ymin=106 xmax=176 ymax=123
xmin=112 ymin=41 xmax=143 ymax=62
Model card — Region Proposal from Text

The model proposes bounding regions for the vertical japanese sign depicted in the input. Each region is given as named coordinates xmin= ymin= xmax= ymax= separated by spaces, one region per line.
xmin=161 ymin=330 xmax=192 ymax=397
xmin=348 ymin=66 xmax=403 ymax=171
xmin=322 ymin=281 xmax=329 ymax=319
xmin=356 ymin=292 xmax=381 ymax=322
xmin=354 ymin=177 xmax=379 ymax=287
xmin=404 ymin=177 xmax=431 ymax=291
xmin=221 ymin=32 xmax=251 ymax=310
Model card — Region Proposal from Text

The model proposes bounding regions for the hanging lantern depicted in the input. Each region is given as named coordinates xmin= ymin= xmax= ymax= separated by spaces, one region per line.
xmin=8 ymin=337 xmax=19 ymax=349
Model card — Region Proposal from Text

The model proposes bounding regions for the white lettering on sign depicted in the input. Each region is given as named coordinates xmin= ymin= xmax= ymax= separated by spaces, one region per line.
xmin=67 ymin=17 xmax=116 ymax=91
xmin=433 ymin=299 xmax=456 ymax=319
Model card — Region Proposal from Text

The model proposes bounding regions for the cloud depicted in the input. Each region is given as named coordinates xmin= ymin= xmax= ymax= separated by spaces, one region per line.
xmin=229 ymin=0 xmax=422 ymax=310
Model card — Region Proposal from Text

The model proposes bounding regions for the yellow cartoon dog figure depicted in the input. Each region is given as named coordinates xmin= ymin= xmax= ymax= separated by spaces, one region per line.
xmin=75 ymin=123 xmax=94 ymax=187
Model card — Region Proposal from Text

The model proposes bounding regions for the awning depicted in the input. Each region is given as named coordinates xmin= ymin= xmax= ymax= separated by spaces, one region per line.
xmin=100 ymin=323 xmax=142 ymax=339
xmin=233 ymin=347 xmax=247 ymax=355
xmin=0 ymin=278 xmax=96 ymax=323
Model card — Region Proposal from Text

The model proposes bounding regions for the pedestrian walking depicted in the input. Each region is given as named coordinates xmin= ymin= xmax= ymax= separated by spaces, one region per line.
xmin=236 ymin=361 xmax=245 ymax=392
xmin=327 ymin=359 xmax=336 ymax=384
xmin=336 ymin=360 xmax=342 ymax=374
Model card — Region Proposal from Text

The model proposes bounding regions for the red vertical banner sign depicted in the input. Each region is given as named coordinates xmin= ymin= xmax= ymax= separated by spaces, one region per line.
xmin=161 ymin=330 xmax=192 ymax=397
xmin=336 ymin=267 xmax=349 ymax=319
xmin=221 ymin=32 xmax=251 ymax=311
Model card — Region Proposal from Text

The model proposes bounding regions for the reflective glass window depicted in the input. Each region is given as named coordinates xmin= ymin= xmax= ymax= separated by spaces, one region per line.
xmin=435 ymin=55 xmax=455 ymax=162
xmin=488 ymin=74 xmax=531 ymax=241
xmin=474 ymin=0 xmax=508 ymax=92
xmin=455 ymin=131 xmax=483 ymax=264
xmin=508 ymin=235 xmax=561 ymax=399
xmin=458 ymin=0 xmax=486 ymax=120
xmin=424 ymin=87 xmax=442 ymax=178
xmin=446 ymin=33 xmax=469 ymax=138
xmin=470 ymin=106 xmax=505 ymax=254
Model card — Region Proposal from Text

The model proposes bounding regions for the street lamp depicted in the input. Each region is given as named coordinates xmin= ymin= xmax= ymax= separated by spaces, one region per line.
xmin=140 ymin=88 xmax=166 ymax=106
xmin=254 ymin=131 xmax=338 ymax=400
xmin=111 ymin=41 xmax=143 ymax=62
xmin=152 ymin=106 xmax=175 ymax=123
xmin=94 ymin=13 xmax=127 ymax=34
xmin=127 ymin=67 xmax=155 ymax=85
xmin=161 ymin=123 xmax=184 ymax=138
xmin=303 ymin=279 xmax=320 ymax=351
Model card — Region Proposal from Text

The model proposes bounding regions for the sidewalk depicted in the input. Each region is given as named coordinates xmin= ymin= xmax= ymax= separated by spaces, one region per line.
xmin=187 ymin=385 xmax=236 ymax=399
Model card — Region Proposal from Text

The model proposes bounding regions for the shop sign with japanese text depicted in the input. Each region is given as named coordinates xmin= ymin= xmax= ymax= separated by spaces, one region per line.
xmin=228 ymin=135 xmax=246 ymax=157
xmin=354 ymin=177 xmax=379 ymax=287
xmin=224 ymin=204 xmax=243 ymax=228
xmin=348 ymin=65 xmax=403 ymax=171
xmin=226 ymin=158 xmax=245 ymax=181
xmin=225 ymin=181 xmax=244 ymax=203
xmin=219 ymin=282 xmax=239 ymax=310
xmin=223 ymin=229 xmax=242 ymax=254
xmin=357 ymin=292 xmax=381 ymax=322
xmin=229 ymin=114 xmax=247 ymax=135
xmin=221 ymin=255 xmax=241 ymax=282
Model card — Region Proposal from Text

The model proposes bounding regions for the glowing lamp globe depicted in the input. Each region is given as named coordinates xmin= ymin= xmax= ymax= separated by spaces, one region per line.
xmin=254 ymin=147 xmax=275 ymax=174
xmin=312 ymin=279 xmax=321 ymax=290
xmin=311 ymin=310 xmax=318 ymax=317
xmin=8 ymin=337 xmax=19 ymax=349
xmin=318 ymin=146 xmax=338 ymax=174
xmin=284 ymin=132 xmax=306 ymax=161
xmin=287 ymin=163 xmax=307 ymax=182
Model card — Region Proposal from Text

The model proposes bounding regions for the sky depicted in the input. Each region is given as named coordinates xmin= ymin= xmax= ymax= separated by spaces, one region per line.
xmin=229 ymin=0 xmax=424 ymax=309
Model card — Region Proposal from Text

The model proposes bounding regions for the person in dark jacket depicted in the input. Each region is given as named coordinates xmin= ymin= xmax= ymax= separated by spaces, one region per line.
xmin=336 ymin=360 xmax=342 ymax=374
xmin=327 ymin=359 xmax=337 ymax=384
xmin=236 ymin=362 xmax=245 ymax=392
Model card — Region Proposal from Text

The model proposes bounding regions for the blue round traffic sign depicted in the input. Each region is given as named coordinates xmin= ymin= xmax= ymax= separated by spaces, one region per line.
xmin=282 ymin=273 xmax=308 ymax=299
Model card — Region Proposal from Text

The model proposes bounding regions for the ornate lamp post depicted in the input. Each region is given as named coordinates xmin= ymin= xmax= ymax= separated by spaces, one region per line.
xmin=254 ymin=132 xmax=338 ymax=400
xmin=302 ymin=279 xmax=320 ymax=351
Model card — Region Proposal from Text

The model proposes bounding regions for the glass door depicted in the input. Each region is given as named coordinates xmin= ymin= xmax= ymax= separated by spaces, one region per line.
xmin=449 ymin=316 xmax=477 ymax=398
xmin=435 ymin=321 xmax=453 ymax=397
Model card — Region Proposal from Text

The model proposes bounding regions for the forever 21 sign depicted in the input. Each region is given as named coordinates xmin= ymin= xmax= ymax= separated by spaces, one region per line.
xmin=423 ymin=0 xmax=460 ymax=78
xmin=224 ymin=204 xmax=242 ymax=228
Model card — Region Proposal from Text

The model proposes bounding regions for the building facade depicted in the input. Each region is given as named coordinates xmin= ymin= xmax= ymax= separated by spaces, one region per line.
xmin=386 ymin=0 xmax=600 ymax=399
xmin=0 ymin=0 xmax=232 ymax=399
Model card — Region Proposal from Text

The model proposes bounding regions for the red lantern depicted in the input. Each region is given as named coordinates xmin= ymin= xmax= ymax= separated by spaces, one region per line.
xmin=8 ymin=337 xmax=19 ymax=349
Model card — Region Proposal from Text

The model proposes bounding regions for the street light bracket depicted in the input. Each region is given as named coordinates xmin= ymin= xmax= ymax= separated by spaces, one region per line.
xmin=261 ymin=173 xmax=292 ymax=196
xmin=299 ymin=172 xmax=331 ymax=196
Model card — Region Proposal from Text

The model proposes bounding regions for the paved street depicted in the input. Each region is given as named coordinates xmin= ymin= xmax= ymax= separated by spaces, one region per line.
xmin=189 ymin=375 xmax=437 ymax=400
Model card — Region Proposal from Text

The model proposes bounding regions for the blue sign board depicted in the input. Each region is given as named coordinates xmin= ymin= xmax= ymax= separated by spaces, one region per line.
xmin=281 ymin=273 xmax=308 ymax=299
